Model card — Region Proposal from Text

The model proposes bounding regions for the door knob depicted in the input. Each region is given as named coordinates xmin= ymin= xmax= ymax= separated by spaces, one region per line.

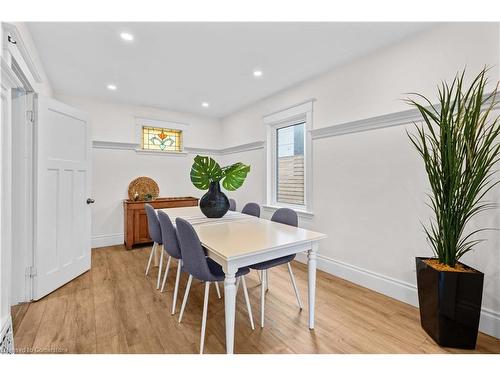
xmin=86 ymin=198 xmax=95 ymax=204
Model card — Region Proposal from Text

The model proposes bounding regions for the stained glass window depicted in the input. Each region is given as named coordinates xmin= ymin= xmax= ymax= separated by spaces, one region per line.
xmin=142 ymin=126 xmax=183 ymax=152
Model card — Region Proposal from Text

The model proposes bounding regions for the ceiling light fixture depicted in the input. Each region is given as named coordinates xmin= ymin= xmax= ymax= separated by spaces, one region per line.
xmin=201 ymin=102 xmax=210 ymax=108
xmin=107 ymin=84 xmax=117 ymax=91
xmin=120 ymin=32 xmax=134 ymax=41
xmin=253 ymin=70 xmax=263 ymax=77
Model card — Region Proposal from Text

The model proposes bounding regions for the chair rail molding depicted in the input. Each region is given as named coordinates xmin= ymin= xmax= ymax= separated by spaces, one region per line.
xmin=92 ymin=140 xmax=265 ymax=156
xmin=219 ymin=141 xmax=265 ymax=155
xmin=311 ymin=91 xmax=500 ymax=140
xmin=92 ymin=140 xmax=139 ymax=150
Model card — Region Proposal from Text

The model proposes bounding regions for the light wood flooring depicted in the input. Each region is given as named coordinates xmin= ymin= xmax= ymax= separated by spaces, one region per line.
xmin=11 ymin=245 xmax=500 ymax=354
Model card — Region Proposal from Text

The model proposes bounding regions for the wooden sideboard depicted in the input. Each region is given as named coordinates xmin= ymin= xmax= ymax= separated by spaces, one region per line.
xmin=123 ymin=196 xmax=198 ymax=249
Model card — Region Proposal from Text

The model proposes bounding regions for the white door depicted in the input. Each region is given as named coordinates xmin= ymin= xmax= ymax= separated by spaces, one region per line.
xmin=33 ymin=95 xmax=92 ymax=300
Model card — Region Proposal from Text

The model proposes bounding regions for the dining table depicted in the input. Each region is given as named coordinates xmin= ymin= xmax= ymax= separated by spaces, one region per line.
xmin=157 ymin=206 xmax=327 ymax=354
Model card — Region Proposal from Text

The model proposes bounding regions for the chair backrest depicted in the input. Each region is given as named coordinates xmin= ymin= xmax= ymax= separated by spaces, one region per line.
xmin=228 ymin=198 xmax=236 ymax=211
xmin=175 ymin=218 xmax=214 ymax=282
xmin=271 ymin=207 xmax=298 ymax=227
xmin=241 ymin=202 xmax=260 ymax=218
xmin=158 ymin=211 xmax=182 ymax=259
xmin=144 ymin=204 xmax=162 ymax=244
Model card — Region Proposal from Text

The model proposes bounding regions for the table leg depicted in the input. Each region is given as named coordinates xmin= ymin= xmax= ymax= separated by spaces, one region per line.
xmin=308 ymin=242 xmax=318 ymax=329
xmin=224 ymin=271 xmax=237 ymax=354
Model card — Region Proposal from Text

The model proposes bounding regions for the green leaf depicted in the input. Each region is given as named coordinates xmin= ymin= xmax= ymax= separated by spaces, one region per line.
xmin=190 ymin=155 xmax=223 ymax=190
xmin=221 ymin=162 xmax=250 ymax=191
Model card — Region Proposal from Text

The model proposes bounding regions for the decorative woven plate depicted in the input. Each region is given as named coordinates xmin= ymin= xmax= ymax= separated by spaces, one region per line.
xmin=128 ymin=176 xmax=160 ymax=201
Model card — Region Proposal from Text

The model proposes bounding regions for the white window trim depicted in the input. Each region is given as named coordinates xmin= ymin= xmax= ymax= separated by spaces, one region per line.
xmin=134 ymin=116 xmax=188 ymax=154
xmin=264 ymin=100 xmax=314 ymax=215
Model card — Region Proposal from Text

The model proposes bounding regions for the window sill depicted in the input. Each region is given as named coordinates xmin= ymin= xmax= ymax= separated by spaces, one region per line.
xmin=262 ymin=204 xmax=314 ymax=218
xmin=134 ymin=149 xmax=188 ymax=157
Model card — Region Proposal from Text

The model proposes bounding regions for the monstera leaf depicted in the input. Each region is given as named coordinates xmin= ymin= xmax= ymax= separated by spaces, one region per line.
xmin=221 ymin=162 xmax=251 ymax=191
xmin=190 ymin=155 xmax=223 ymax=190
xmin=190 ymin=155 xmax=250 ymax=191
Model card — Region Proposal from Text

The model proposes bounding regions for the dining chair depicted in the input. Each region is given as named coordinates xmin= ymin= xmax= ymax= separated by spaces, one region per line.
xmin=250 ymin=208 xmax=303 ymax=328
xmin=241 ymin=202 xmax=260 ymax=217
xmin=144 ymin=204 xmax=164 ymax=289
xmin=175 ymin=217 xmax=255 ymax=354
xmin=228 ymin=198 xmax=236 ymax=211
xmin=157 ymin=211 xmax=186 ymax=315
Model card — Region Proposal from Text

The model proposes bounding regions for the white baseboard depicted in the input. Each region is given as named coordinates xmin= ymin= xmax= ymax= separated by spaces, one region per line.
xmin=91 ymin=233 xmax=124 ymax=248
xmin=295 ymin=252 xmax=500 ymax=339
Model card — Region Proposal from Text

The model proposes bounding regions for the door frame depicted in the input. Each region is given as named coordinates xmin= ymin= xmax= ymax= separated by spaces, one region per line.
xmin=11 ymin=89 xmax=35 ymax=304
xmin=2 ymin=24 xmax=38 ymax=305
xmin=1 ymin=36 xmax=26 ymax=353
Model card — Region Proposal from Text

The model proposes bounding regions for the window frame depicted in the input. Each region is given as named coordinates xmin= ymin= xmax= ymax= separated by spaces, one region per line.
xmin=264 ymin=100 xmax=314 ymax=215
xmin=134 ymin=117 xmax=188 ymax=155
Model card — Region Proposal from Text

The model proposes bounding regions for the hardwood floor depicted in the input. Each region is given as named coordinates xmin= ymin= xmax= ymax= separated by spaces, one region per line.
xmin=11 ymin=245 xmax=500 ymax=354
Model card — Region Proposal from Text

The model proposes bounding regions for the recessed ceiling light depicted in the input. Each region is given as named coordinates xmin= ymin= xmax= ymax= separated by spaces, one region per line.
xmin=107 ymin=84 xmax=117 ymax=91
xmin=253 ymin=70 xmax=263 ymax=77
xmin=120 ymin=32 xmax=134 ymax=41
xmin=201 ymin=102 xmax=210 ymax=108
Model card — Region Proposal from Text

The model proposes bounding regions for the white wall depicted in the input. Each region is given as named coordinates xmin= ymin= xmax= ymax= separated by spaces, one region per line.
xmin=220 ymin=23 xmax=500 ymax=338
xmin=53 ymin=94 xmax=222 ymax=247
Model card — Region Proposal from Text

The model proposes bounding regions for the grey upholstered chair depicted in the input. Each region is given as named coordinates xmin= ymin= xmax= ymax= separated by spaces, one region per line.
xmin=144 ymin=204 xmax=164 ymax=289
xmin=241 ymin=202 xmax=260 ymax=217
xmin=157 ymin=211 xmax=185 ymax=315
xmin=175 ymin=217 xmax=254 ymax=353
xmin=250 ymin=208 xmax=303 ymax=327
xmin=228 ymin=198 xmax=237 ymax=211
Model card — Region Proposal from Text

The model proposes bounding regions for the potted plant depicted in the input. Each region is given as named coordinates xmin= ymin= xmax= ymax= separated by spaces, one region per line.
xmin=190 ymin=155 xmax=250 ymax=218
xmin=407 ymin=68 xmax=500 ymax=349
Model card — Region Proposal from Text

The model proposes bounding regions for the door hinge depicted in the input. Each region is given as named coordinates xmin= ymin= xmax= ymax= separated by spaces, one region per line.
xmin=26 ymin=266 xmax=37 ymax=278
xmin=26 ymin=110 xmax=34 ymax=123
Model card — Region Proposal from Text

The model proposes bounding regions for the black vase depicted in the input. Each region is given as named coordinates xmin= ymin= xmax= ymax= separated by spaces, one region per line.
xmin=199 ymin=181 xmax=230 ymax=218
xmin=415 ymin=257 xmax=484 ymax=349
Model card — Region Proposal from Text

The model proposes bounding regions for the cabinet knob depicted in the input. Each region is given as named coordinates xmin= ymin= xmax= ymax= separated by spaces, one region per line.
xmin=86 ymin=198 xmax=95 ymax=204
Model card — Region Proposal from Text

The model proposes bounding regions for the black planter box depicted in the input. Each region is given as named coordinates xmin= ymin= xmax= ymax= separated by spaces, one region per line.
xmin=415 ymin=257 xmax=484 ymax=349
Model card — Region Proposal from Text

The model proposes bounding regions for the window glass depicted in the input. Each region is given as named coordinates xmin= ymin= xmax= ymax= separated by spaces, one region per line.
xmin=276 ymin=122 xmax=305 ymax=205
xmin=142 ymin=126 xmax=182 ymax=152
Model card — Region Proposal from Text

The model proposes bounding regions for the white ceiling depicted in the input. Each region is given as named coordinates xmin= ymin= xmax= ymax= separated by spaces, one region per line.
xmin=27 ymin=22 xmax=435 ymax=118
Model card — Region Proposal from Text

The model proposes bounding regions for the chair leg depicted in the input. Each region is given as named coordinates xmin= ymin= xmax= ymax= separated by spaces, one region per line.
xmin=236 ymin=277 xmax=241 ymax=291
xmin=145 ymin=242 xmax=156 ymax=275
xmin=160 ymin=255 xmax=172 ymax=292
xmin=214 ymin=281 xmax=221 ymax=299
xmin=200 ymin=282 xmax=210 ymax=354
xmin=172 ymin=259 xmax=183 ymax=315
xmin=178 ymin=274 xmax=193 ymax=323
xmin=241 ymin=276 xmax=254 ymax=330
xmin=260 ymin=270 xmax=266 ymax=328
xmin=257 ymin=270 xmax=261 ymax=283
xmin=156 ymin=246 xmax=164 ymax=289
xmin=287 ymin=262 xmax=303 ymax=310
xmin=265 ymin=268 xmax=269 ymax=291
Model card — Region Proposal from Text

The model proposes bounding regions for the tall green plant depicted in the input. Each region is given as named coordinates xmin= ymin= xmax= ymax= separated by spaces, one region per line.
xmin=407 ymin=68 xmax=500 ymax=267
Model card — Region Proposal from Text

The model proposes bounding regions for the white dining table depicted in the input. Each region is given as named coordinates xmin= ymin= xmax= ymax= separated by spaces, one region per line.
xmin=158 ymin=206 xmax=326 ymax=354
